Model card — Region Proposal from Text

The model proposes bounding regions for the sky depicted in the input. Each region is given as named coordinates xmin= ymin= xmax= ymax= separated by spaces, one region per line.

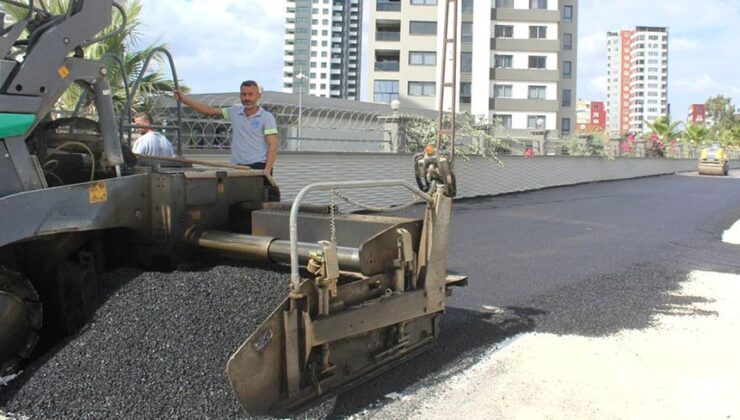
xmin=137 ymin=0 xmax=740 ymax=118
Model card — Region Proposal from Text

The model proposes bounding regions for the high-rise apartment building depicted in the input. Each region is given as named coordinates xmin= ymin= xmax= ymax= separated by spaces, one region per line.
xmin=368 ymin=0 xmax=578 ymax=135
xmin=606 ymin=27 xmax=668 ymax=135
xmin=283 ymin=0 xmax=362 ymax=100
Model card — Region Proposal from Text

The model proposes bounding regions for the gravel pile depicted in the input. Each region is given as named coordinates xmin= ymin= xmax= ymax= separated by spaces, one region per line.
xmin=0 ymin=263 xmax=311 ymax=419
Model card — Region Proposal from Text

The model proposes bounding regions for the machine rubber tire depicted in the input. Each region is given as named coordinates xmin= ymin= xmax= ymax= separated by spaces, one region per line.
xmin=0 ymin=267 xmax=42 ymax=376
xmin=49 ymin=258 xmax=98 ymax=335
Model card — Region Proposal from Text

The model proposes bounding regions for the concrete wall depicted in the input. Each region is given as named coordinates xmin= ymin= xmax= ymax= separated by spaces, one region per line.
xmin=186 ymin=150 xmax=736 ymax=210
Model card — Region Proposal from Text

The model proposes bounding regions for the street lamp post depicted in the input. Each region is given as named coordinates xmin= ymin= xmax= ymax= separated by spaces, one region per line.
xmin=296 ymin=72 xmax=308 ymax=151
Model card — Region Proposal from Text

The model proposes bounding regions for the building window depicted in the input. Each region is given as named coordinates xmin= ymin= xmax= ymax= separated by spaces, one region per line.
xmin=461 ymin=22 xmax=473 ymax=43
xmin=564 ymin=5 xmax=573 ymax=21
xmin=409 ymin=51 xmax=436 ymax=65
xmin=460 ymin=82 xmax=471 ymax=104
xmin=495 ymin=114 xmax=512 ymax=129
xmin=374 ymin=80 xmax=399 ymax=103
xmin=529 ymin=26 xmax=547 ymax=39
xmin=529 ymin=0 xmax=547 ymax=9
xmin=494 ymin=54 xmax=513 ymax=68
xmin=527 ymin=115 xmax=546 ymax=129
xmin=410 ymin=0 xmax=436 ymax=4
xmin=496 ymin=0 xmax=514 ymax=7
xmin=563 ymin=33 xmax=573 ymax=50
xmin=562 ymin=89 xmax=571 ymax=107
xmin=561 ymin=118 xmax=571 ymax=134
xmin=408 ymin=81 xmax=436 ymax=96
xmin=494 ymin=25 xmax=513 ymax=38
xmin=409 ymin=21 xmax=437 ymax=35
xmin=563 ymin=61 xmax=572 ymax=78
xmin=528 ymin=56 xmax=547 ymax=69
xmin=461 ymin=0 xmax=473 ymax=12
xmin=461 ymin=52 xmax=472 ymax=73
xmin=492 ymin=84 xmax=513 ymax=98
xmin=528 ymin=85 xmax=547 ymax=99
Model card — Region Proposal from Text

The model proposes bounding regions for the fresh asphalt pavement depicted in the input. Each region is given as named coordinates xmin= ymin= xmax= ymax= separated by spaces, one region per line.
xmin=2 ymin=170 xmax=739 ymax=419
xmin=329 ymin=170 xmax=740 ymax=417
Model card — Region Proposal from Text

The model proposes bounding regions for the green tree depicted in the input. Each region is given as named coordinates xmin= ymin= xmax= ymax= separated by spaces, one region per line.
xmin=0 ymin=0 xmax=183 ymax=115
xmin=403 ymin=111 xmax=504 ymax=163
xmin=705 ymin=95 xmax=736 ymax=135
xmin=719 ymin=125 xmax=740 ymax=148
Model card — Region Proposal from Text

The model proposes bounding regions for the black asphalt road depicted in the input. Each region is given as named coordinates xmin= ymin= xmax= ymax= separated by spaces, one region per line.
xmin=3 ymin=171 xmax=740 ymax=418
xmin=330 ymin=171 xmax=740 ymax=415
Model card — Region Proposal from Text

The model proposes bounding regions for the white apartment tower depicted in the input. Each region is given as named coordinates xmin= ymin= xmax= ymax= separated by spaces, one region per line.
xmin=283 ymin=0 xmax=362 ymax=100
xmin=368 ymin=0 xmax=577 ymax=135
xmin=606 ymin=27 xmax=669 ymax=135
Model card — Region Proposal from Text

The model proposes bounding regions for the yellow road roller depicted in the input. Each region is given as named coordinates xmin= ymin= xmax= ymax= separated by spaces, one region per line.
xmin=698 ymin=143 xmax=729 ymax=176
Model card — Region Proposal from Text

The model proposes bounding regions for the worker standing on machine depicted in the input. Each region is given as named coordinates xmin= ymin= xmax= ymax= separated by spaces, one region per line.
xmin=132 ymin=111 xmax=176 ymax=157
xmin=174 ymin=81 xmax=278 ymax=174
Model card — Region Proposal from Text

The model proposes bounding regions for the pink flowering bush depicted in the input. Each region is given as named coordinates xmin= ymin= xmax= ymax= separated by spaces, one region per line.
xmin=620 ymin=133 xmax=636 ymax=156
xmin=646 ymin=134 xmax=665 ymax=157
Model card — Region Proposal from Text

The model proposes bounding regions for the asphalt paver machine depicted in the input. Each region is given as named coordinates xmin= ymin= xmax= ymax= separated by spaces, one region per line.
xmin=0 ymin=0 xmax=467 ymax=414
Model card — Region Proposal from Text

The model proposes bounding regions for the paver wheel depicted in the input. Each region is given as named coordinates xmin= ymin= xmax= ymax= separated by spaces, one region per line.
xmin=0 ymin=267 xmax=42 ymax=376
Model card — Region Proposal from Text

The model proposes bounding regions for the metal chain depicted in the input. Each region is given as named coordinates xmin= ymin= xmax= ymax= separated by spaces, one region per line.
xmin=333 ymin=189 xmax=424 ymax=213
xmin=330 ymin=189 xmax=337 ymax=245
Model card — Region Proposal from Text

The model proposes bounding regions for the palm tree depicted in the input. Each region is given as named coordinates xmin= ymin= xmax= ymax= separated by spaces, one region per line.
xmin=645 ymin=115 xmax=683 ymax=141
xmin=682 ymin=123 xmax=709 ymax=157
xmin=644 ymin=115 xmax=683 ymax=157
xmin=0 ymin=0 xmax=185 ymax=115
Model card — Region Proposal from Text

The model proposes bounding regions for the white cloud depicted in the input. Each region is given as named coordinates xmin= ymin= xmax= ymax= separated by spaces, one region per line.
xmin=590 ymin=76 xmax=608 ymax=93
xmin=670 ymin=37 xmax=701 ymax=53
xmin=138 ymin=0 xmax=287 ymax=93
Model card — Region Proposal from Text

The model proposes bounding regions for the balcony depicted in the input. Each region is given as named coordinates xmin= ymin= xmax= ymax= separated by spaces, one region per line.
xmin=491 ymin=38 xmax=559 ymax=53
xmin=376 ymin=1 xmax=401 ymax=12
xmin=491 ymin=8 xmax=558 ymax=22
xmin=374 ymin=61 xmax=400 ymax=71
xmin=490 ymin=68 xmax=559 ymax=82
xmin=489 ymin=98 xmax=558 ymax=113
xmin=375 ymin=31 xmax=400 ymax=42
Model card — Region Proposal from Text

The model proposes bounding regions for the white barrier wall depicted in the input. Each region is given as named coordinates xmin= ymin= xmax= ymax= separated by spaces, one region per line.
xmin=186 ymin=151 xmax=737 ymax=208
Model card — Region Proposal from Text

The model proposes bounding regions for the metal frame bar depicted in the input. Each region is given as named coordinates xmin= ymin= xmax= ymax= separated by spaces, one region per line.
xmin=437 ymin=0 xmax=458 ymax=162
xmin=289 ymin=180 xmax=432 ymax=288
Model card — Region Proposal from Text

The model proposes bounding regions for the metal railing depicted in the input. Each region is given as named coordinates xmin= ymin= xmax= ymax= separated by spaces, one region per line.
xmin=375 ymin=32 xmax=401 ymax=41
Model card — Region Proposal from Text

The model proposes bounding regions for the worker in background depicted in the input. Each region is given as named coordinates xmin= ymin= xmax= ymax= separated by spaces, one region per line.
xmin=132 ymin=111 xmax=176 ymax=157
xmin=174 ymin=80 xmax=277 ymax=174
